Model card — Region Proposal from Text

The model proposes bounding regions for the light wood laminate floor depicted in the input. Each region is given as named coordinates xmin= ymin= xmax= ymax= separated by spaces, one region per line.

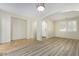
xmin=0 ymin=37 xmax=79 ymax=56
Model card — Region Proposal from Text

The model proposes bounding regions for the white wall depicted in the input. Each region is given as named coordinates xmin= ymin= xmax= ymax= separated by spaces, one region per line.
xmin=45 ymin=20 xmax=55 ymax=38
xmin=31 ymin=19 xmax=37 ymax=39
xmin=0 ymin=12 xmax=11 ymax=43
xmin=0 ymin=15 xmax=1 ymax=42
xmin=26 ymin=19 xmax=33 ymax=39
xmin=11 ymin=17 xmax=27 ymax=40
xmin=55 ymin=17 xmax=79 ymax=40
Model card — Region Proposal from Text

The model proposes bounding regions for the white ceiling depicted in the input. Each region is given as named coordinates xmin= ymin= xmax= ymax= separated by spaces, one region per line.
xmin=46 ymin=11 xmax=79 ymax=21
xmin=0 ymin=3 xmax=79 ymax=20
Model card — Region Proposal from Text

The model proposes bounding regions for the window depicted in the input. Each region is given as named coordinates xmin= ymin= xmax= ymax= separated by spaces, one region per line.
xmin=68 ymin=21 xmax=77 ymax=32
xmin=59 ymin=21 xmax=66 ymax=32
xmin=59 ymin=20 xmax=77 ymax=32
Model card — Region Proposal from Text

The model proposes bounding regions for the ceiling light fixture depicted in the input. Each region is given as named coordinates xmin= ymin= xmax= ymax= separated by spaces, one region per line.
xmin=37 ymin=3 xmax=45 ymax=12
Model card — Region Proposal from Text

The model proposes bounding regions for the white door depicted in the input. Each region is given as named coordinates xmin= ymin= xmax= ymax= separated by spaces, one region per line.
xmin=11 ymin=17 xmax=27 ymax=40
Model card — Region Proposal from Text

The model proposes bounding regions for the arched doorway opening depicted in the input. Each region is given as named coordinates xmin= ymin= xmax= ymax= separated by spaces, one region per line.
xmin=42 ymin=21 xmax=47 ymax=38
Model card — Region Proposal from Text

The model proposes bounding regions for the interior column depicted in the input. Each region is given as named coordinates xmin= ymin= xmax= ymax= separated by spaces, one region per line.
xmin=36 ymin=17 xmax=42 ymax=41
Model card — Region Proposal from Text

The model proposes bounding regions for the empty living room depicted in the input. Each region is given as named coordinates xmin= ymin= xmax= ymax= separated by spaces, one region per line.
xmin=1 ymin=2 xmax=79 ymax=56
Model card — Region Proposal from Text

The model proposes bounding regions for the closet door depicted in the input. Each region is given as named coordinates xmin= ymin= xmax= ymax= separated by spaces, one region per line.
xmin=11 ymin=17 xmax=26 ymax=40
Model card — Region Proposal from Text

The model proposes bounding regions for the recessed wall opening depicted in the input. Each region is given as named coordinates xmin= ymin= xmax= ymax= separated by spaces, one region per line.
xmin=42 ymin=21 xmax=47 ymax=38
xmin=11 ymin=17 xmax=27 ymax=41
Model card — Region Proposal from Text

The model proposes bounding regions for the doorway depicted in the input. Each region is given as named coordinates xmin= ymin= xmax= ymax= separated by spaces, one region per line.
xmin=42 ymin=21 xmax=47 ymax=38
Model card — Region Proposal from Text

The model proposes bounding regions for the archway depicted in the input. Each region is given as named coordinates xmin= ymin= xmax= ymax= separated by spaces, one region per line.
xmin=42 ymin=21 xmax=47 ymax=38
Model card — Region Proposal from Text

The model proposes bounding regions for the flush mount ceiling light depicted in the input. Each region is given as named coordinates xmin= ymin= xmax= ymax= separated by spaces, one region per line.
xmin=37 ymin=3 xmax=45 ymax=12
